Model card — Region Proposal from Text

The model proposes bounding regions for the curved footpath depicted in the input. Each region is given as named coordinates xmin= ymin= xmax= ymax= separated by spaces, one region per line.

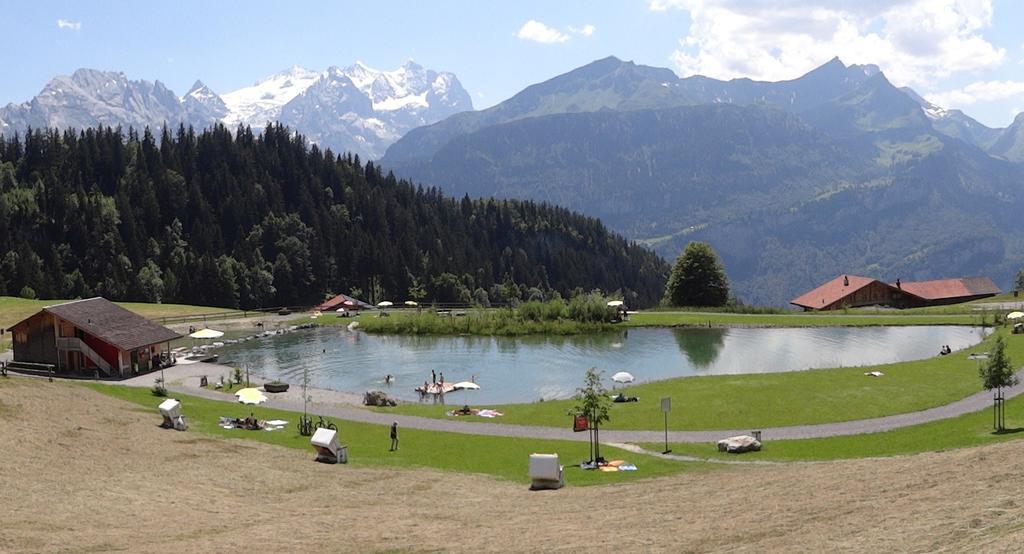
xmin=142 ymin=362 xmax=1024 ymax=444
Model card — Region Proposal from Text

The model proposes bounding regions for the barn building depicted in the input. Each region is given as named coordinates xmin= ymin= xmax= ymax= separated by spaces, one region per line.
xmin=791 ymin=275 xmax=1000 ymax=311
xmin=6 ymin=297 xmax=181 ymax=378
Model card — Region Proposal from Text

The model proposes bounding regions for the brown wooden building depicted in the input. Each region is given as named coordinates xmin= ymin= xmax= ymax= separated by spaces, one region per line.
xmin=6 ymin=297 xmax=182 ymax=378
xmin=791 ymin=275 xmax=1000 ymax=311
xmin=314 ymin=293 xmax=373 ymax=312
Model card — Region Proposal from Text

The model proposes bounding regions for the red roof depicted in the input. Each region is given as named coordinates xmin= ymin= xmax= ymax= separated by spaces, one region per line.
xmin=315 ymin=293 xmax=372 ymax=311
xmin=897 ymin=277 xmax=1000 ymax=300
xmin=791 ymin=275 xmax=880 ymax=309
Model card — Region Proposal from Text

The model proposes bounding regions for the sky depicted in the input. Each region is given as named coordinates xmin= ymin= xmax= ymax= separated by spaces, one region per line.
xmin=3 ymin=0 xmax=1023 ymax=127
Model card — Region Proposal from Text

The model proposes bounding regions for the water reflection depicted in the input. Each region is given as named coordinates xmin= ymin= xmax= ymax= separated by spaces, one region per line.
xmin=671 ymin=328 xmax=727 ymax=369
xmin=217 ymin=325 xmax=987 ymax=404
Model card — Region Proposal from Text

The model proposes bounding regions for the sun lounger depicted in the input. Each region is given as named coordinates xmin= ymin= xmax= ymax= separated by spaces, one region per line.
xmin=529 ymin=453 xmax=564 ymax=490
xmin=158 ymin=399 xmax=187 ymax=431
xmin=311 ymin=427 xmax=348 ymax=464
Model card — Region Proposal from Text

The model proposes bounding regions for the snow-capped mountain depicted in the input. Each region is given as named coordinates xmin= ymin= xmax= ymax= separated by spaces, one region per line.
xmin=0 ymin=62 xmax=472 ymax=159
xmin=182 ymin=80 xmax=228 ymax=125
xmin=223 ymin=61 xmax=473 ymax=157
xmin=0 ymin=68 xmax=184 ymax=134
xmin=220 ymin=66 xmax=322 ymax=128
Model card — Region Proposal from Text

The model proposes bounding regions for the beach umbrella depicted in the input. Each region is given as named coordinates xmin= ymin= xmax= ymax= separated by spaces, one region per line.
xmin=453 ymin=381 xmax=480 ymax=407
xmin=611 ymin=371 xmax=634 ymax=384
xmin=606 ymin=300 xmax=624 ymax=307
xmin=405 ymin=300 xmax=418 ymax=307
xmin=1007 ymin=311 xmax=1024 ymax=320
xmin=189 ymin=328 xmax=224 ymax=339
xmin=377 ymin=301 xmax=393 ymax=308
xmin=235 ymin=388 xmax=267 ymax=405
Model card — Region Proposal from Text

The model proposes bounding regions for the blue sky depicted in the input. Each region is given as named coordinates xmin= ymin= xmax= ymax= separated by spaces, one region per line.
xmin=4 ymin=0 xmax=1023 ymax=127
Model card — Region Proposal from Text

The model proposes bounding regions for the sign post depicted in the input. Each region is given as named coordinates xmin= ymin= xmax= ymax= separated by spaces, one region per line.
xmin=661 ymin=397 xmax=671 ymax=454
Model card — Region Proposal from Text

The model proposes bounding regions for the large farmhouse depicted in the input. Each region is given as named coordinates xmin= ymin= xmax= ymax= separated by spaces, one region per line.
xmin=6 ymin=297 xmax=181 ymax=378
xmin=791 ymin=275 xmax=1000 ymax=311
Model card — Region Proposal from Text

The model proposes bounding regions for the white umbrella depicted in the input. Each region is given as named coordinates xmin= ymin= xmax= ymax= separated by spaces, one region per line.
xmin=453 ymin=381 xmax=480 ymax=408
xmin=189 ymin=328 xmax=224 ymax=339
xmin=377 ymin=301 xmax=393 ymax=307
xmin=611 ymin=371 xmax=634 ymax=384
xmin=1007 ymin=311 xmax=1024 ymax=320
xmin=607 ymin=300 xmax=624 ymax=307
xmin=405 ymin=300 xmax=418 ymax=307
xmin=235 ymin=388 xmax=267 ymax=405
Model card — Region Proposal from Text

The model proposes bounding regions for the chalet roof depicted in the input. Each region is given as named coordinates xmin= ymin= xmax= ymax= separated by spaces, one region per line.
xmin=8 ymin=297 xmax=181 ymax=350
xmin=315 ymin=293 xmax=373 ymax=311
xmin=790 ymin=275 xmax=883 ymax=309
xmin=897 ymin=277 xmax=1001 ymax=300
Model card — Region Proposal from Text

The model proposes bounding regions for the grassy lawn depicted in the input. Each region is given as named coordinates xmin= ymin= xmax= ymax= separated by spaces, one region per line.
xmin=92 ymin=383 xmax=703 ymax=486
xmin=383 ymin=329 xmax=1020 ymax=431
xmin=624 ymin=311 xmax=984 ymax=328
xmin=640 ymin=394 xmax=1024 ymax=462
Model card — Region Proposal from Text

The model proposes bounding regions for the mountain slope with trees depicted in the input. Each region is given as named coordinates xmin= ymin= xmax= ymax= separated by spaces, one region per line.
xmin=381 ymin=57 xmax=1024 ymax=305
xmin=0 ymin=124 xmax=668 ymax=308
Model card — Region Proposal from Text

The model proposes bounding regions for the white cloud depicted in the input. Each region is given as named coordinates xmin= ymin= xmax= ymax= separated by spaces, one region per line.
xmin=517 ymin=20 xmax=569 ymax=44
xmin=569 ymin=24 xmax=596 ymax=37
xmin=928 ymin=80 xmax=1024 ymax=107
xmin=56 ymin=19 xmax=81 ymax=30
xmin=651 ymin=0 xmax=1004 ymax=88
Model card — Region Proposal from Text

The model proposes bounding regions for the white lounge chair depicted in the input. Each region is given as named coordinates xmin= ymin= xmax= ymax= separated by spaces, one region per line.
xmin=158 ymin=397 xmax=185 ymax=428
xmin=529 ymin=453 xmax=564 ymax=490
xmin=311 ymin=427 xmax=348 ymax=464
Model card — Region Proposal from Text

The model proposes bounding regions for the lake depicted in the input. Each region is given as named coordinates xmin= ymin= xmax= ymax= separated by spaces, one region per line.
xmin=216 ymin=325 xmax=988 ymax=404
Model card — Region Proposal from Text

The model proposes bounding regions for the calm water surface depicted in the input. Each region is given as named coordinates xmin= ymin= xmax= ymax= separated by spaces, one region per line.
xmin=216 ymin=326 xmax=988 ymax=404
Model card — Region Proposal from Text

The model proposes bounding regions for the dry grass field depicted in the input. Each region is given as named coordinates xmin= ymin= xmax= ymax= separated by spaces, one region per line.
xmin=2 ymin=378 xmax=1023 ymax=553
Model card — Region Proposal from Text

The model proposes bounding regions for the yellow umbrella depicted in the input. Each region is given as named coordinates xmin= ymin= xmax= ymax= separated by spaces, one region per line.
xmin=235 ymin=388 xmax=267 ymax=405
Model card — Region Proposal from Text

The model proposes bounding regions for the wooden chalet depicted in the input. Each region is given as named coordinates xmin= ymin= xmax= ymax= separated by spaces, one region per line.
xmin=6 ymin=297 xmax=182 ymax=378
xmin=791 ymin=275 xmax=1000 ymax=311
xmin=314 ymin=293 xmax=373 ymax=312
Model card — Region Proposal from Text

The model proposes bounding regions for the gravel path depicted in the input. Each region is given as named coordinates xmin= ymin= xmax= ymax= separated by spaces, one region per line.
xmin=142 ymin=364 xmax=1024 ymax=444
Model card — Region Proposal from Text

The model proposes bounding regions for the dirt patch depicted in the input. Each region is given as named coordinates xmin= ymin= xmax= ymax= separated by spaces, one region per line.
xmin=2 ymin=378 xmax=1023 ymax=552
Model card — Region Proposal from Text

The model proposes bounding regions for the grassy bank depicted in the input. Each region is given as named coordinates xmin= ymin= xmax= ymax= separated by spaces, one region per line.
xmin=641 ymin=394 xmax=1024 ymax=462
xmin=91 ymin=383 xmax=701 ymax=486
xmin=383 ymin=329 xmax=1017 ymax=431
xmin=624 ymin=311 xmax=984 ymax=328
xmin=318 ymin=310 xmax=615 ymax=336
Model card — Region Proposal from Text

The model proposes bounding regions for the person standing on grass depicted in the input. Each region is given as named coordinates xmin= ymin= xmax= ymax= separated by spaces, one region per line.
xmin=390 ymin=421 xmax=399 ymax=451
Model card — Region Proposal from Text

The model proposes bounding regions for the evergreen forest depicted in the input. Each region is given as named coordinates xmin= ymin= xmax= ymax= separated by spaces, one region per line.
xmin=0 ymin=124 xmax=668 ymax=309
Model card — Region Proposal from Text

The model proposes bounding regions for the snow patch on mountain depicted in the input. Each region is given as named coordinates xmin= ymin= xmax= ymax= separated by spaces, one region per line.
xmin=221 ymin=66 xmax=322 ymax=127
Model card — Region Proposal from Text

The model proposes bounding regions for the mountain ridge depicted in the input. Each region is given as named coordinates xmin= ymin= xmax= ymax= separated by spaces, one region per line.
xmin=380 ymin=56 xmax=1024 ymax=306
xmin=0 ymin=62 xmax=473 ymax=159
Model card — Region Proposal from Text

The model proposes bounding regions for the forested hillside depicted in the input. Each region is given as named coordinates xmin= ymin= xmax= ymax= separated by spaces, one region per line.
xmin=0 ymin=124 xmax=668 ymax=308
xmin=383 ymin=57 xmax=1024 ymax=305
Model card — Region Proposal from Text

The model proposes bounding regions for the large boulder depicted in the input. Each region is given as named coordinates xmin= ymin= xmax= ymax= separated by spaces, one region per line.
xmin=717 ymin=435 xmax=762 ymax=454
xmin=363 ymin=390 xmax=397 ymax=407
